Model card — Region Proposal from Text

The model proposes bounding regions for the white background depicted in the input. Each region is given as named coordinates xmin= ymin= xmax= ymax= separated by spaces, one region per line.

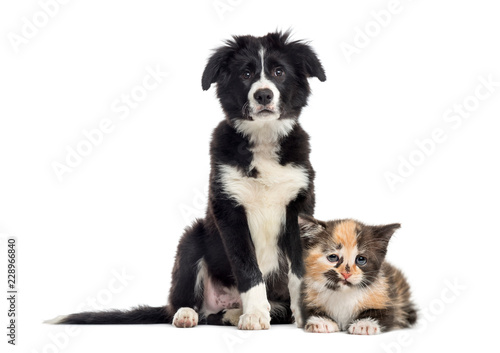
xmin=1 ymin=0 xmax=499 ymax=352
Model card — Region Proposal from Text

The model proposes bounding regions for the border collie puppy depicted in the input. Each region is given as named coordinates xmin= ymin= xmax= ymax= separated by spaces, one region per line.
xmin=48 ymin=31 xmax=326 ymax=330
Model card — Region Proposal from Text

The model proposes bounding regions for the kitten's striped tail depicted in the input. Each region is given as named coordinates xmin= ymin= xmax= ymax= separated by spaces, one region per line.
xmin=45 ymin=305 xmax=172 ymax=325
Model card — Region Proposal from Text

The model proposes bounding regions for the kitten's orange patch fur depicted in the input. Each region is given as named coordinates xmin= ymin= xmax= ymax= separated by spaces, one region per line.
xmin=304 ymin=248 xmax=333 ymax=308
xmin=331 ymin=220 xmax=362 ymax=277
xmin=333 ymin=220 xmax=358 ymax=250
xmin=356 ymin=276 xmax=390 ymax=311
xmin=303 ymin=286 xmax=320 ymax=308
xmin=305 ymin=248 xmax=331 ymax=282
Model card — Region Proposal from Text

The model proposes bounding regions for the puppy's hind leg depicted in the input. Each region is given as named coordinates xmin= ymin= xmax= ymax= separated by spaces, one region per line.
xmin=270 ymin=301 xmax=293 ymax=325
xmin=203 ymin=309 xmax=243 ymax=326
xmin=168 ymin=219 xmax=206 ymax=328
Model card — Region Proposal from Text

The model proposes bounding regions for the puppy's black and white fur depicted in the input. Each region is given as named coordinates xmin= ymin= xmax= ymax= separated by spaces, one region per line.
xmin=48 ymin=31 xmax=325 ymax=330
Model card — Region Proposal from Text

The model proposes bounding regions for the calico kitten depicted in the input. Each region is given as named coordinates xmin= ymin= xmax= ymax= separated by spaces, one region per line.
xmin=299 ymin=216 xmax=417 ymax=334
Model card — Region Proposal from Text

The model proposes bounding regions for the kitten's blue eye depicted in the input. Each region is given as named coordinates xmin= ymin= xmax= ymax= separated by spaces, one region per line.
xmin=327 ymin=254 xmax=339 ymax=263
xmin=356 ymin=256 xmax=367 ymax=266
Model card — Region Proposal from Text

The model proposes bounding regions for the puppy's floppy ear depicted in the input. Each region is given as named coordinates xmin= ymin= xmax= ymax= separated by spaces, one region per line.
xmin=201 ymin=45 xmax=233 ymax=91
xmin=294 ymin=42 xmax=326 ymax=82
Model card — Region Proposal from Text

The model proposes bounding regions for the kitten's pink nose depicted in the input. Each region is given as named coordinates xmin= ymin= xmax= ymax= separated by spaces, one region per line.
xmin=341 ymin=273 xmax=352 ymax=280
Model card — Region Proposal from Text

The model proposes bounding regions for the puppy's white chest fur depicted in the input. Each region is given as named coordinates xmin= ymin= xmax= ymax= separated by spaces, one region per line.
xmin=219 ymin=119 xmax=309 ymax=277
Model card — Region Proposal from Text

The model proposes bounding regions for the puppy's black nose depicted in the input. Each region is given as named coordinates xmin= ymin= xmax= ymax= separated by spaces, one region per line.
xmin=254 ymin=89 xmax=274 ymax=105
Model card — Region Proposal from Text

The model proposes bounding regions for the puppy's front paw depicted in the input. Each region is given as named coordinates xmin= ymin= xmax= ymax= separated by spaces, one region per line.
xmin=348 ymin=318 xmax=381 ymax=335
xmin=238 ymin=311 xmax=271 ymax=330
xmin=238 ymin=283 xmax=271 ymax=330
xmin=173 ymin=307 xmax=198 ymax=328
xmin=304 ymin=316 xmax=339 ymax=333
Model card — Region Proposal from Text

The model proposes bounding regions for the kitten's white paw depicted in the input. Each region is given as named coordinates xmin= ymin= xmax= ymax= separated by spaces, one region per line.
xmin=223 ymin=308 xmax=243 ymax=326
xmin=173 ymin=307 xmax=198 ymax=328
xmin=237 ymin=311 xmax=271 ymax=330
xmin=348 ymin=318 xmax=381 ymax=335
xmin=304 ymin=316 xmax=339 ymax=333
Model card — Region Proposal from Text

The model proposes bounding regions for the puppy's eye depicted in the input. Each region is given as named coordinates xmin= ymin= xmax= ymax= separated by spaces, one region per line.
xmin=356 ymin=256 xmax=367 ymax=266
xmin=273 ymin=68 xmax=284 ymax=77
xmin=327 ymin=254 xmax=339 ymax=263
xmin=242 ymin=70 xmax=252 ymax=80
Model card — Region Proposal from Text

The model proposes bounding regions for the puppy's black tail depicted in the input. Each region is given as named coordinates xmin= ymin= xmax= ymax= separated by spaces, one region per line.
xmin=45 ymin=305 xmax=172 ymax=325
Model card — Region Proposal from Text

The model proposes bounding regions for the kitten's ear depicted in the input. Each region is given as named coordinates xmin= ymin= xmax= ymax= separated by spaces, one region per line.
xmin=201 ymin=45 xmax=234 ymax=91
xmin=298 ymin=213 xmax=316 ymax=226
xmin=372 ymin=223 xmax=401 ymax=243
xmin=298 ymin=214 xmax=327 ymax=238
